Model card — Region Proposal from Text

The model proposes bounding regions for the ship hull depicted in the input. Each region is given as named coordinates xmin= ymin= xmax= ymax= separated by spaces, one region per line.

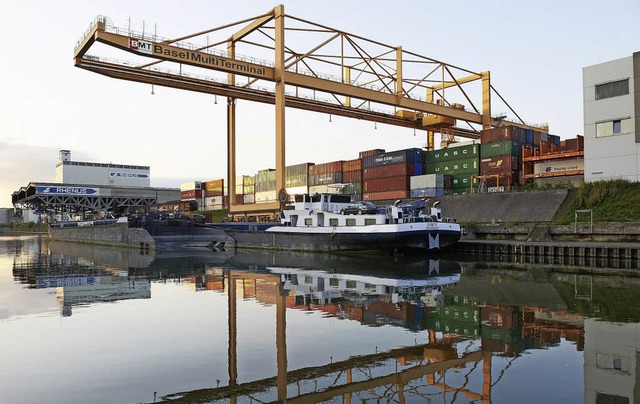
xmin=224 ymin=225 xmax=460 ymax=253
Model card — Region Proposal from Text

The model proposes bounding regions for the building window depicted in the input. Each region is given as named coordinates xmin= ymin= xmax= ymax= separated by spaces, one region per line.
xmin=596 ymin=118 xmax=631 ymax=137
xmin=595 ymin=78 xmax=629 ymax=100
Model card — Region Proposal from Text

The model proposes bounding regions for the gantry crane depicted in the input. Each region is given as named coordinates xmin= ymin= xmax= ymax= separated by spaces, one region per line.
xmin=73 ymin=4 xmax=541 ymax=216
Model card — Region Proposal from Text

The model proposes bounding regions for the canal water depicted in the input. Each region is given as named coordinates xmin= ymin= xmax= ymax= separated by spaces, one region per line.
xmin=1 ymin=235 xmax=638 ymax=404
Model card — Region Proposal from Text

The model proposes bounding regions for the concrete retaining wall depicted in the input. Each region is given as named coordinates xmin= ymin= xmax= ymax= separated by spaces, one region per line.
xmin=49 ymin=222 xmax=155 ymax=249
xmin=431 ymin=189 xmax=569 ymax=223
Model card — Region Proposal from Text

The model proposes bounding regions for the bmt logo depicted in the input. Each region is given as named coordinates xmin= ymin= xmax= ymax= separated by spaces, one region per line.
xmin=129 ymin=38 xmax=153 ymax=55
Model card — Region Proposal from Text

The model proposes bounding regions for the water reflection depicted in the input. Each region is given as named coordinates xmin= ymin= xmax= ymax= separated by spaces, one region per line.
xmin=1 ymin=236 xmax=638 ymax=404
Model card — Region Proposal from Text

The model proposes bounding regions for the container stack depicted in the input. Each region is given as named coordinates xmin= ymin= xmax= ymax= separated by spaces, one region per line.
xmin=308 ymin=161 xmax=344 ymax=194
xmin=479 ymin=127 xmax=527 ymax=188
xmin=362 ymin=148 xmax=423 ymax=201
xmin=425 ymin=142 xmax=479 ymax=194
xmin=180 ymin=181 xmax=203 ymax=209
xmin=479 ymin=125 xmax=561 ymax=189
xmin=203 ymin=179 xmax=224 ymax=209
xmin=242 ymin=176 xmax=255 ymax=204
xmin=254 ymin=169 xmax=276 ymax=203
xmin=286 ymin=163 xmax=314 ymax=198
xmin=341 ymin=158 xmax=362 ymax=201
xmin=409 ymin=174 xmax=451 ymax=198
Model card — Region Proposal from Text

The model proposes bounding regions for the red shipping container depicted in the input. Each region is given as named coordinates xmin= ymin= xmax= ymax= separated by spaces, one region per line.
xmin=480 ymin=155 xmax=520 ymax=173
xmin=309 ymin=161 xmax=344 ymax=176
xmin=181 ymin=189 xmax=202 ymax=200
xmin=363 ymin=190 xmax=410 ymax=201
xmin=363 ymin=176 xmax=410 ymax=192
xmin=363 ymin=163 xmax=413 ymax=180
xmin=359 ymin=149 xmax=385 ymax=159
xmin=481 ymin=127 xmax=517 ymax=143
xmin=343 ymin=158 xmax=362 ymax=172
xmin=342 ymin=170 xmax=362 ymax=183
xmin=481 ymin=306 xmax=517 ymax=330
xmin=205 ymin=189 xmax=223 ymax=197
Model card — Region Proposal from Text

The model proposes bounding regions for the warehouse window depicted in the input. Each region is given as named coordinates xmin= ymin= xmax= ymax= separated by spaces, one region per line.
xmin=595 ymin=79 xmax=629 ymax=100
xmin=596 ymin=118 xmax=631 ymax=137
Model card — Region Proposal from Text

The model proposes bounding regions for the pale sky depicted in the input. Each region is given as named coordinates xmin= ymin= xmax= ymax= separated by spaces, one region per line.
xmin=2 ymin=0 xmax=639 ymax=208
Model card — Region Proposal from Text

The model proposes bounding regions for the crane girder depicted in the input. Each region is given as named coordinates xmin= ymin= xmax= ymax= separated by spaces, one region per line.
xmin=78 ymin=27 xmax=486 ymax=124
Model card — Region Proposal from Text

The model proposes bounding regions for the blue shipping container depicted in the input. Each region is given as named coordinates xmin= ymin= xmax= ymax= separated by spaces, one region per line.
xmin=363 ymin=148 xmax=423 ymax=168
xmin=410 ymin=188 xmax=445 ymax=198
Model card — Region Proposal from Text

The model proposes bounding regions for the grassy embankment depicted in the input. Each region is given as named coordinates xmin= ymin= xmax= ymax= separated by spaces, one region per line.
xmin=555 ymin=179 xmax=640 ymax=223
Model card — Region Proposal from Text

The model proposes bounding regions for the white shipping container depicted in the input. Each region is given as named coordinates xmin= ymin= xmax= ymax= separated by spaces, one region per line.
xmin=180 ymin=181 xmax=202 ymax=192
xmin=286 ymin=185 xmax=308 ymax=197
xmin=204 ymin=196 xmax=223 ymax=206
xmin=243 ymin=194 xmax=255 ymax=204
xmin=410 ymin=174 xmax=444 ymax=190
xmin=534 ymin=159 xmax=584 ymax=175
xmin=255 ymin=190 xmax=277 ymax=203
xmin=309 ymin=185 xmax=341 ymax=194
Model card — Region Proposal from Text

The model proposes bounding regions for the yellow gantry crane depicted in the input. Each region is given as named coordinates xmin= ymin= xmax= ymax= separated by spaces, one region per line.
xmin=73 ymin=4 xmax=539 ymax=216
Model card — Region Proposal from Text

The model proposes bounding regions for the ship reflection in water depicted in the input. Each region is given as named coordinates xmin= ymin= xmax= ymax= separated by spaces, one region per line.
xmin=1 ymin=237 xmax=639 ymax=404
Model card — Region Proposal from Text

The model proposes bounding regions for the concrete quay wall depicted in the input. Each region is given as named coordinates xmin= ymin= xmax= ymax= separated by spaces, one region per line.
xmin=48 ymin=222 xmax=155 ymax=250
xmin=431 ymin=189 xmax=570 ymax=223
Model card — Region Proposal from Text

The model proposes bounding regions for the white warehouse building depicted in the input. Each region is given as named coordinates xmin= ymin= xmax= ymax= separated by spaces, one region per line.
xmin=583 ymin=52 xmax=640 ymax=182
xmin=55 ymin=150 xmax=150 ymax=187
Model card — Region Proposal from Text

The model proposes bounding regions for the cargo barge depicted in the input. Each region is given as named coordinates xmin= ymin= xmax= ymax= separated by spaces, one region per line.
xmin=218 ymin=193 xmax=461 ymax=253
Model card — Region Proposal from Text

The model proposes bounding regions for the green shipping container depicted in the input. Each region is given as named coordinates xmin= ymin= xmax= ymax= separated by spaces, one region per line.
xmin=427 ymin=157 xmax=479 ymax=175
xmin=449 ymin=173 xmax=478 ymax=188
xmin=480 ymin=141 xmax=522 ymax=158
xmin=425 ymin=144 xmax=479 ymax=164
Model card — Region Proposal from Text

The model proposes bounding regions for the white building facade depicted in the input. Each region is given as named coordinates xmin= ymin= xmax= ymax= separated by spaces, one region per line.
xmin=55 ymin=150 xmax=150 ymax=188
xmin=583 ymin=52 xmax=640 ymax=182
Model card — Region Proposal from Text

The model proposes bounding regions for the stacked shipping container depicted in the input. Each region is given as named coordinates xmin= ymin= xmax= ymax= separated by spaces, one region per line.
xmin=362 ymin=148 xmax=423 ymax=201
xmin=480 ymin=126 xmax=561 ymax=189
xmin=255 ymin=169 xmax=276 ymax=203
xmin=286 ymin=163 xmax=314 ymax=198
xmin=409 ymin=174 xmax=450 ymax=197
xmin=425 ymin=142 xmax=479 ymax=194
xmin=341 ymin=158 xmax=363 ymax=201
xmin=203 ymin=179 xmax=224 ymax=209
xmin=308 ymin=161 xmax=343 ymax=194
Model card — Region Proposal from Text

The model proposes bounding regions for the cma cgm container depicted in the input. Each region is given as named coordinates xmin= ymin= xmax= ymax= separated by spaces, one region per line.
xmin=363 ymin=163 xmax=421 ymax=180
xmin=362 ymin=148 xmax=423 ymax=168
xmin=424 ymin=143 xmax=479 ymax=164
